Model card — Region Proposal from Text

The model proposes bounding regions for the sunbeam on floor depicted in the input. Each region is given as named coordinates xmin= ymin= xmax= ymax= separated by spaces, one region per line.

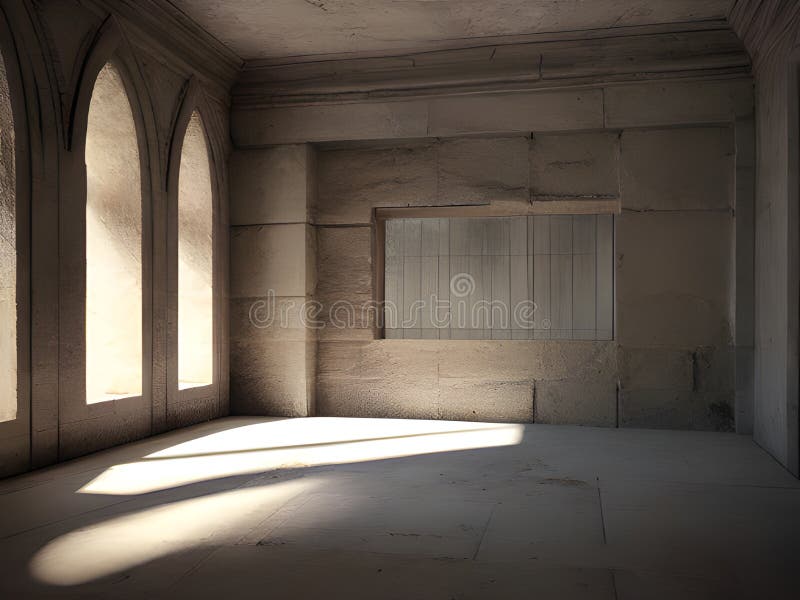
xmin=0 ymin=417 xmax=798 ymax=599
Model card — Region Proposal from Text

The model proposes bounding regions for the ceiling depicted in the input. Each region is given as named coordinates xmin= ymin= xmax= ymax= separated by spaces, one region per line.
xmin=169 ymin=0 xmax=736 ymax=62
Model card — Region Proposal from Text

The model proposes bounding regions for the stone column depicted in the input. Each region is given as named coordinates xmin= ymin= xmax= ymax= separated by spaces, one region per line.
xmin=229 ymin=145 xmax=317 ymax=416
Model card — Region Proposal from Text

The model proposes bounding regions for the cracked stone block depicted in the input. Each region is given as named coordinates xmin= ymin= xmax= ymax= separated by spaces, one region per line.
xmin=315 ymin=142 xmax=437 ymax=225
xmin=530 ymin=132 xmax=620 ymax=199
xmin=438 ymin=136 xmax=529 ymax=205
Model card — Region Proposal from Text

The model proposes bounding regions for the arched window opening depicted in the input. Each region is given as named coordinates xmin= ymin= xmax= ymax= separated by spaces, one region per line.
xmin=178 ymin=111 xmax=213 ymax=389
xmin=0 ymin=48 xmax=17 ymax=422
xmin=85 ymin=62 xmax=142 ymax=404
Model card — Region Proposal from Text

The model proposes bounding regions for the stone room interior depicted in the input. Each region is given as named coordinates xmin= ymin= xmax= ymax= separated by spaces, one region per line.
xmin=0 ymin=1 xmax=799 ymax=598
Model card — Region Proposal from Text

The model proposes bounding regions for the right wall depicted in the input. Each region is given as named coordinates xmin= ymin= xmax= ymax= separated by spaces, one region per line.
xmin=731 ymin=0 xmax=800 ymax=476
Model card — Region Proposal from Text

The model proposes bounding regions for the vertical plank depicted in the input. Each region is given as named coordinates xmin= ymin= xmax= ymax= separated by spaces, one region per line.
xmin=510 ymin=254 xmax=529 ymax=337
xmin=384 ymin=255 xmax=403 ymax=332
xmin=573 ymin=215 xmax=597 ymax=337
xmin=573 ymin=253 xmax=596 ymax=335
xmin=572 ymin=215 xmax=597 ymax=254
xmin=550 ymin=215 xmax=573 ymax=254
xmin=438 ymin=218 xmax=450 ymax=256
xmin=402 ymin=255 xmax=421 ymax=338
xmin=450 ymin=218 xmax=468 ymax=255
xmin=403 ymin=218 xmax=421 ymax=257
xmin=528 ymin=216 xmax=535 ymax=331
xmin=532 ymin=215 xmax=550 ymax=255
xmin=486 ymin=218 xmax=510 ymax=255
xmin=385 ymin=219 xmax=403 ymax=257
xmin=491 ymin=255 xmax=510 ymax=334
xmin=510 ymin=216 xmax=527 ymax=256
xmin=550 ymin=255 xmax=573 ymax=339
xmin=468 ymin=218 xmax=486 ymax=255
xmin=469 ymin=255 xmax=485 ymax=334
xmin=533 ymin=254 xmax=551 ymax=339
xmin=420 ymin=256 xmax=438 ymax=332
xmin=450 ymin=255 xmax=469 ymax=333
xmin=421 ymin=219 xmax=439 ymax=256
xmin=438 ymin=255 xmax=451 ymax=336
xmin=596 ymin=214 xmax=614 ymax=340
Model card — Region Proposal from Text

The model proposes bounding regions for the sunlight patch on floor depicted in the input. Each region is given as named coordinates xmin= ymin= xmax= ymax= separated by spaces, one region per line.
xmin=30 ymin=479 xmax=313 ymax=586
xmin=79 ymin=417 xmax=525 ymax=495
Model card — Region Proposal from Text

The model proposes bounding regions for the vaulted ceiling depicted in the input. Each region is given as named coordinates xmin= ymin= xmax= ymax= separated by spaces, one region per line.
xmin=168 ymin=0 xmax=736 ymax=61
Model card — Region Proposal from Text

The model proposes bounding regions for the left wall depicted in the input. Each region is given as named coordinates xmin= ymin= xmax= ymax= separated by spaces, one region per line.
xmin=0 ymin=0 xmax=240 ymax=477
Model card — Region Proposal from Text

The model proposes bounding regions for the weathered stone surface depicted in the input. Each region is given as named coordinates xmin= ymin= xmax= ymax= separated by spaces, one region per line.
xmin=604 ymin=79 xmax=754 ymax=128
xmin=693 ymin=346 xmax=735 ymax=393
xmin=231 ymin=338 xmax=315 ymax=417
xmin=619 ymin=391 xmax=692 ymax=430
xmin=230 ymin=145 xmax=313 ymax=226
xmin=317 ymin=340 xmax=440 ymax=419
xmin=620 ymin=390 xmax=734 ymax=431
xmin=59 ymin=410 xmax=151 ymax=461
xmin=436 ymin=340 xmax=618 ymax=382
xmin=231 ymin=224 xmax=314 ymax=298
xmin=316 ymin=226 xmax=374 ymax=338
xmin=690 ymin=392 xmax=735 ymax=432
xmin=317 ymin=340 xmax=616 ymax=424
xmin=619 ymin=347 xmax=693 ymax=391
xmin=616 ymin=211 xmax=733 ymax=348
xmin=438 ymin=379 xmax=533 ymax=423
xmin=232 ymin=100 xmax=429 ymax=146
xmin=316 ymin=376 xmax=440 ymax=420
xmin=438 ymin=137 xmax=529 ymax=205
xmin=315 ymin=142 xmax=437 ymax=225
xmin=428 ymin=89 xmax=604 ymax=136
xmin=534 ymin=380 xmax=616 ymax=427
xmin=621 ymin=127 xmax=734 ymax=211
xmin=530 ymin=132 xmax=620 ymax=199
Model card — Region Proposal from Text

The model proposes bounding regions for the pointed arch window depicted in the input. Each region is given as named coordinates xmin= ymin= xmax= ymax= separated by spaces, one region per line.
xmin=85 ymin=62 xmax=143 ymax=404
xmin=0 ymin=48 xmax=17 ymax=421
xmin=178 ymin=111 xmax=213 ymax=389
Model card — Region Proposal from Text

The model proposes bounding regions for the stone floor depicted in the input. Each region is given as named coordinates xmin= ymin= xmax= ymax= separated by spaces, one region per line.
xmin=0 ymin=416 xmax=798 ymax=599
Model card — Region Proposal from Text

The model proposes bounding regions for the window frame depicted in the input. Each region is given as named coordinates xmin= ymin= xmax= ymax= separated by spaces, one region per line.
xmin=373 ymin=200 xmax=619 ymax=340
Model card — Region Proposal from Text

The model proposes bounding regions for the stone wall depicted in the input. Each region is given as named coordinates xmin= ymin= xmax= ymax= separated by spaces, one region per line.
xmin=0 ymin=0 xmax=238 ymax=477
xmin=731 ymin=0 xmax=800 ymax=476
xmin=230 ymin=70 xmax=754 ymax=432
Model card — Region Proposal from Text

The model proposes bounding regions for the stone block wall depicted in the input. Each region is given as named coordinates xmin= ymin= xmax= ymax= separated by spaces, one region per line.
xmin=230 ymin=74 xmax=754 ymax=431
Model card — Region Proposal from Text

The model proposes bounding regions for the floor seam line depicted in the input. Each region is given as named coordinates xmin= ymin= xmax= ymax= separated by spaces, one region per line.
xmin=472 ymin=503 xmax=497 ymax=561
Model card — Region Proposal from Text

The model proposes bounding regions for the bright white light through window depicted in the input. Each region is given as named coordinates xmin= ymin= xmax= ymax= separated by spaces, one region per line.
xmin=178 ymin=111 xmax=213 ymax=389
xmin=85 ymin=63 xmax=143 ymax=404
xmin=0 ymin=48 xmax=17 ymax=422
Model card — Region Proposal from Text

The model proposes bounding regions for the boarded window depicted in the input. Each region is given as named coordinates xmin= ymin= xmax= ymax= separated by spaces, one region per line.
xmin=178 ymin=111 xmax=213 ymax=389
xmin=85 ymin=63 xmax=143 ymax=404
xmin=384 ymin=215 xmax=614 ymax=340
xmin=0 ymin=48 xmax=16 ymax=421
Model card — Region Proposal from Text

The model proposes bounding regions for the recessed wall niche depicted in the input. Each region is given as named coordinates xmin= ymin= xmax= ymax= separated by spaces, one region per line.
xmin=85 ymin=62 xmax=143 ymax=404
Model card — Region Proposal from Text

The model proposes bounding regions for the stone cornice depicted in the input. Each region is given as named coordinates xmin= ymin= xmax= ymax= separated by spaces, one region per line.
xmin=234 ymin=23 xmax=750 ymax=108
